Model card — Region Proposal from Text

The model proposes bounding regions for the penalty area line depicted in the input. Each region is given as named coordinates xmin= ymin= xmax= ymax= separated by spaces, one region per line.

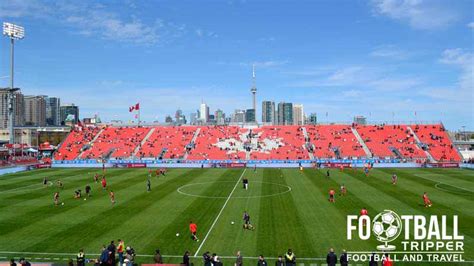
xmin=193 ymin=168 xmax=247 ymax=257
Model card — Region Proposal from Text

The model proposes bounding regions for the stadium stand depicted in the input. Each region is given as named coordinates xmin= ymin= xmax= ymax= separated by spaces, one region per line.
xmin=54 ymin=126 xmax=100 ymax=160
xmin=356 ymin=125 xmax=426 ymax=159
xmin=137 ymin=126 xmax=197 ymax=159
xmin=53 ymin=124 xmax=461 ymax=162
xmin=306 ymin=125 xmax=366 ymax=159
xmin=411 ymin=124 xmax=461 ymax=162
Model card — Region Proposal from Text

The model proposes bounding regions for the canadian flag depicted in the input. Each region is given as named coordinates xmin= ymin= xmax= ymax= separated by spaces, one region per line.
xmin=129 ymin=103 xmax=140 ymax=112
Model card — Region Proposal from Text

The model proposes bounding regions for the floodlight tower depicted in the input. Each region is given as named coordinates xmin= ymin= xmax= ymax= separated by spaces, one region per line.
xmin=251 ymin=64 xmax=257 ymax=123
xmin=3 ymin=22 xmax=25 ymax=145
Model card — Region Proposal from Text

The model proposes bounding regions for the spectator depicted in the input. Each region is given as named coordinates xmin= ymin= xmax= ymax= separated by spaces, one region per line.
xmin=182 ymin=251 xmax=190 ymax=266
xmin=369 ymin=253 xmax=377 ymax=266
xmin=235 ymin=250 xmax=243 ymax=266
xmin=100 ymin=246 xmax=109 ymax=266
xmin=284 ymin=249 xmax=295 ymax=266
xmin=213 ymin=255 xmax=222 ymax=266
xmin=275 ymin=256 xmax=284 ymax=266
xmin=18 ymin=258 xmax=31 ymax=266
xmin=203 ymin=251 xmax=212 ymax=266
xmin=117 ymin=239 xmax=125 ymax=265
xmin=340 ymin=250 xmax=348 ymax=266
xmin=67 ymin=259 xmax=74 ymax=266
xmin=326 ymin=248 xmax=337 ymax=266
xmin=125 ymin=246 xmax=135 ymax=266
xmin=257 ymin=255 xmax=267 ymax=266
xmin=9 ymin=258 xmax=16 ymax=266
xmin=154 ymin=249 xmax=163 ymax=264
xmin=77 ymin=249 xmax=85 ymax=266
xmin=107 ymin=240 xmax=116 ymax=265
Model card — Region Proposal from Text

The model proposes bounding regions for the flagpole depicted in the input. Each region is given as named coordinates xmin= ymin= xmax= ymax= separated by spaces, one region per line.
xmin=138 ymin=103 xmax=141 ymax=126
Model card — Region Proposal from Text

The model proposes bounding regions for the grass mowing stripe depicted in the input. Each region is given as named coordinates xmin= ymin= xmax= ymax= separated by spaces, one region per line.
xmin=0 ymin=169 xmax=139 ymax=228
xmin=22 ymin=168 xmax=200 ymax=252
xmin=142 ymin=168 xmax=242 ymax=255
xmin=0 ymin=168 xmax=88 ymax=190
xmin=194 ymin=168 xmax=246 ymax=257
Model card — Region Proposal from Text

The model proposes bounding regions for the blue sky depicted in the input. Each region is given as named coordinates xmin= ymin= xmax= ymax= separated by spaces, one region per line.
xmin=0 ymin=0 xmax=472 ymax=130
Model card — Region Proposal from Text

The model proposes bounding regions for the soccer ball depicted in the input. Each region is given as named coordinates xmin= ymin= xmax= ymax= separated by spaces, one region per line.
xmin=372 ymin=210 xmax=402 ymax=243
xmin=61 ymin=202 xmax=65 ymax=206
xmin=231 ymin=221 xmax=235 ymax=225
xmin=176 ymin=233 xmax=179 ymax=237
xmin=84 ymin=198 xmax=87 ymax=201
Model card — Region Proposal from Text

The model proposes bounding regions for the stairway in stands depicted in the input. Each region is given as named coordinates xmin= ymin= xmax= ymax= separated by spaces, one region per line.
xmin=183 ymin=127 xmax=201 ymax=160
xmin=75 ymin=127 xmax=105 ymax=160
xmin=350 ymin=127 xmax=372 ymax=158
xmin=407 ymin=126 xmax=435 ymax=162
xmin=302 ymin=127 xmax=315 ymax=159
xmin=131 ymin=127 xmax=156 ymax=158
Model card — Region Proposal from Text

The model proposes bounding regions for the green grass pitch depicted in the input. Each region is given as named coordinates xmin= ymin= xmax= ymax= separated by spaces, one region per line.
xmin=0 ymin=167 xmax=472 ymax=265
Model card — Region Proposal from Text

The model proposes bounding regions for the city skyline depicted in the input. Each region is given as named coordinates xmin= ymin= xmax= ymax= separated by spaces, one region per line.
xmin=0 ymin=0 xmax=472 ymax=130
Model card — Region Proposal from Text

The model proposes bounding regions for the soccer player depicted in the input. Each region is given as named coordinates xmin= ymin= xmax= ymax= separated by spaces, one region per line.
xmin=285 ymin=249 xmax=296 ymax=266
xmin=147 ymin=178 xmax=151 ymax=192
xmin=392 ymin=174 xmax=398 ymax=185
xmin=85 ymin=185 xmax=91 ymax=197
xmin=43 ymin=177 xmax=48 ymax=187
xmin=364 ymin=167 xmax=370 ymax=176
xmin=74 ymin=189 xmax=82 ymax=199
xmin=94 ymin=173 xmax=99 ymax=183
xmin=360 ymin=207 xmax=368 ymax=226
xmin=329 ymin=189 xmax=336 ymax=202
xmin=254 ymin=164 xmax=257 ymax=172
xmin=339 ymin=184 xmax=347 ymax=196
xmin=326 ymin=169 xmax=330 ymax=179
xmin=242 ymin=211 xmax=254 ymax=230
xmin=109 ymin=190 xmax=115 ymax=205
xmin=189 ymin=221 xmax=199 ymax=241
xmin=242 ymin=178 xmax=248 ymax=190
xmin=101 ymin=176 xmax=107 ymax=190
xmin=57 ymin=180 xmax=63 ymax=189
xmin=423 ymin=192 xmax=432 ymax=207
xmin=54 ymin=192 xmax=60 ymax=206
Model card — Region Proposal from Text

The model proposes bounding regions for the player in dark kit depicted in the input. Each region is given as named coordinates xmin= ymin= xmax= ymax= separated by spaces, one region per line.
xmin=242 ymin=211 xmax=254 ymax=230
xmin=326 ymin=169 xmax=330 ymax=178
xmin=242 ymin=178 xmax=248 ymax=190
xmin=85 ymin=185 xmax=91 ymax=197
xmin=147 ymin=178 xmax=151 ymax=192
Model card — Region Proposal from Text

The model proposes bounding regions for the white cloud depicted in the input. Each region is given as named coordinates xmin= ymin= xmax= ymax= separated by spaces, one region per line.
xmin=370 ymin=45 xmax=409 ymax=59
xmin=439 ymin=48 xmax=473 ymax=93
xmin=371 ymin=0 xmax=459 ymax=30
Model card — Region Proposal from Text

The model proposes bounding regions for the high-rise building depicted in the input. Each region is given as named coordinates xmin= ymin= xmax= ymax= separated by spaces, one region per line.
xmin=232 ymin=109 xmax=246 ymax=123
xmin=190 ymin=112 xmax=198 ymax=125
xmin=24 ymin=95 xmax=46 ymax=126
xmin=0 ymin=88 xmax=24 ymax=128
xmin=353 ymin=115 xmax=367 ymax=125
xmin=60 ymin=104 xmax=79 ymax=125
xmin=277 ymin=102 xmax=293 ymax=125
xmin=199 ymin=103 xmax=209 ymax=123
xmin=165 ymin=115 xmax=173 ymax=123
xmin=215 ymin=109 xmax=225 ymax=125
xmin=308 ymin=113 xmax=318 ymax=125
xmin=175 ymin=109 xmax=186 ymax=125
xmin=45 ymin=96 xmax=60 ymax=126
xmin=246 ymin=109 xmax=256 ymax=123
xmin=293 ymin=104 xmax=304 ymax=125
xmin=262 ymin=101 xmax=276 ymax=124
xmin=250 ymin=65 xmax=257 ymax=123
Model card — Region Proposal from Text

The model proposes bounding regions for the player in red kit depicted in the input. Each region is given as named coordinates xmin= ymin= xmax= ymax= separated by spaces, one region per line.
xmin=101 ymin=176 xmax=107 ymax=190
xmin=423 ymin=192 xmax=432 ymax=207
xmin=189 ymin=221 xmax=199 ymax=241
xmin=360 ymin=207 xmax=368 ymax=226
xmin=328 ymin=189 xmax=335 ymax=202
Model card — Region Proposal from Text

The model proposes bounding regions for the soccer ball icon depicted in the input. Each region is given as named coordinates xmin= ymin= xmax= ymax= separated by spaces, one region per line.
xmin=372 ymin=210 xmax=402 ymax=251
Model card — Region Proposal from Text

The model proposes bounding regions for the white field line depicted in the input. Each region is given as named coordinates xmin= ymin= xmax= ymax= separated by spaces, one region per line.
xmin=194 ymin=168 xmax=247 ymax=257
xmin=415 ymin=174 xmax=474 ymax=193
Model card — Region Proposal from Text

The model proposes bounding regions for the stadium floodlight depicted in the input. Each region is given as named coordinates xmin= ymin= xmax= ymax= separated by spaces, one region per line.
xmin=3 ymin=22 xmax=25 ymax=145
xmin=3 ymin=22 xmax=25 ymax=39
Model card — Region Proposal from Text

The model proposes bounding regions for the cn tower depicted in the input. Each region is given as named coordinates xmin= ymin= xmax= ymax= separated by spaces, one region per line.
xmin=251 ymin=64 xmax=257 ymax=123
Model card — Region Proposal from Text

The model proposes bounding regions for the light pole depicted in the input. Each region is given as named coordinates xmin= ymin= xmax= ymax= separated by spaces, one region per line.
xmin=3 ymin=22 xmax=25 ymax=145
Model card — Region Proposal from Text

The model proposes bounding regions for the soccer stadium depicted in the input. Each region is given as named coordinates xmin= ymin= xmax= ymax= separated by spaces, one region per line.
xmin=0 ymin=1 xmax=473 ymax=266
